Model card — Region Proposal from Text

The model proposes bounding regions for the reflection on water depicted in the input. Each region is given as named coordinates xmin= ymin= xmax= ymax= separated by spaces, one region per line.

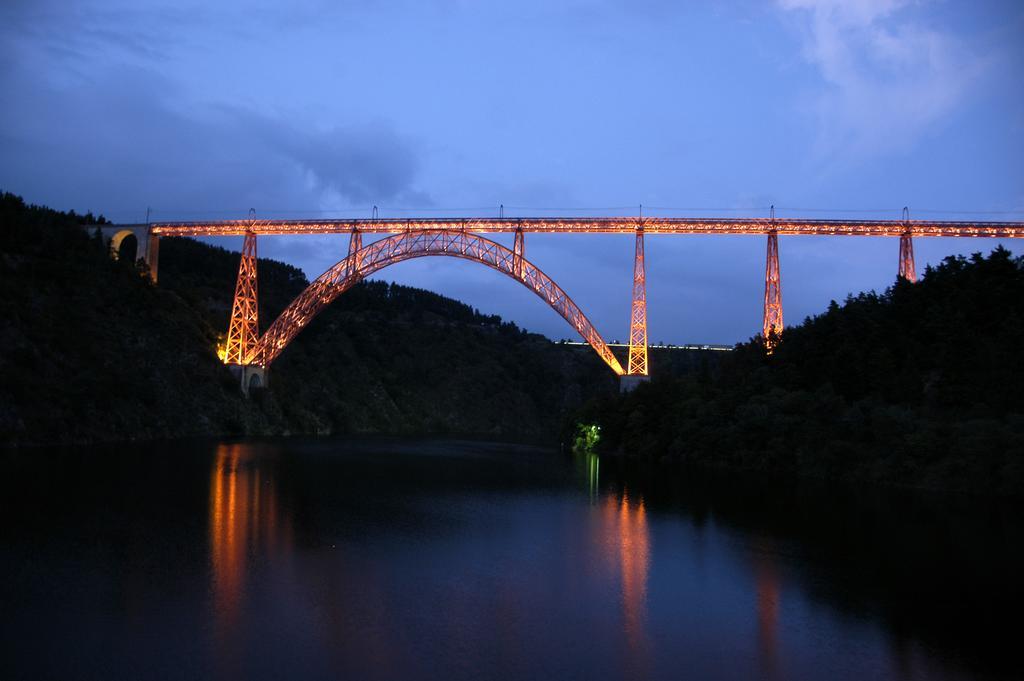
xmin=582 ymin=445 xmax=650 ymax=677
xmin=2 ymin=439 xmax=1022 ymax=681
xmin=754 ymin=545 xmax=781 ymax=677
xmin=208 ymin=444 xmax=293 ymax=659
xmin=608 ymin=492 xmax=650 ymax=672
xmin=586 ymin=452 xmax=599 ymax=503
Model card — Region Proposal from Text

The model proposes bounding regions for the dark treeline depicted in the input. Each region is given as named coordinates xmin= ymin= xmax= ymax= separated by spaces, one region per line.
xmin=0 ymin=192 xmax=253 ymax=444
xmin=571 ymin=247 xmax=1024 ymax=494
xmin=0 ymin=192 xmax=615 ymax=445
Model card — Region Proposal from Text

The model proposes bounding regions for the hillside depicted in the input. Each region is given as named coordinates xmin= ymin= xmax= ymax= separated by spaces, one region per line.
xmin=0 ymin=193 xmax=617 ymax=446
xmin=572 ymin=248 xmax=1024 ymax=494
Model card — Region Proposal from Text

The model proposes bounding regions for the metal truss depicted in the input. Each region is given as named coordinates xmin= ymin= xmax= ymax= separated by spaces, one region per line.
xmin=152 ymin=211 xmax=1024 ymax=370
xmin=513 ymin=227 xmax=525 ymax=279
xmin=898 ymin=208 xmax=917 ymax=282
xmin=224 ymin=231 xmax=259 ymax=365
xmin=150 ymin=217 xmax=1024 ymax=238
xmin=898 ymin=233 xmax=916 ymax=282
xmin=346 ymin=227 xmax=362 ymax=280
xmin=249 ymin=230 xmax=625 ymax=375
xmin=626 ymin=227 xmax=648 ymax=376
xmin=763 ymin=231 xmax=783 ymax=352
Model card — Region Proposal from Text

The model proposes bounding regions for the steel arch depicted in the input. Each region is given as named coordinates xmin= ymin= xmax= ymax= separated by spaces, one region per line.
xmin=250 ymin=230 xmax=625 ymax=375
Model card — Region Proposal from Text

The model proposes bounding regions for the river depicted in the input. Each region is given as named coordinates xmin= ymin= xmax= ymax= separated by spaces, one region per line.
xmin=1 ymin=438 xmax=1020 ymax=680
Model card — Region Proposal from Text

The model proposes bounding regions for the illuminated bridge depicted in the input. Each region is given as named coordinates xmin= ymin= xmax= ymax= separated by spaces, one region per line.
xmin=96 ymin=211 xmax=1024 ymax=393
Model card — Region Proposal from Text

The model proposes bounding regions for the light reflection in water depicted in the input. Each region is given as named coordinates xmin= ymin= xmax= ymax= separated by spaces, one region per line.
xmin=576 ymin=450 xmax=601 ymax=504
xmin=598 ymin=489 xmax=651 ymax=675
xmin=2 ymin=440 xmax=1012 ymax=680
xmin=755 ymin=548 xmax=781 ymax=676
xmin=587 ymin=452 xmax=599 ymax=503
xmin=208 ymin=445 xmax=292 ymax=648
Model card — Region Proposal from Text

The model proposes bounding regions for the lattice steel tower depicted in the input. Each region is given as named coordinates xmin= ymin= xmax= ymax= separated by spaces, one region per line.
xmin=224 ymin=230 xmax=259 ymax=365
xmin=627 ymin=225 xmax=649 ymax=376
xmin=763 ymin=226 xmax=783 ymax=352
xmin=898 ymin=207 xmax=916 ymax=282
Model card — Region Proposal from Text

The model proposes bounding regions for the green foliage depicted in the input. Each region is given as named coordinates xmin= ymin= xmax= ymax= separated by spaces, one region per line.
xmin=574 ymin=248 xmax=1024 ymax=494
xmin=572 ymin=423 xmax=601 ymax=454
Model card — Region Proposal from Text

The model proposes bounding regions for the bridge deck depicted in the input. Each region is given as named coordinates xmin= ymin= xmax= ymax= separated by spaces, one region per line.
xmin=145 ymin=217 xmax=1024 ymax=238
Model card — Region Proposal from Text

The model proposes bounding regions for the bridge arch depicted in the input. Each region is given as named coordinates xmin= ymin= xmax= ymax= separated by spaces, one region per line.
xmin=89 ymin=225 xmax=159 ymax=281
xmin=250 ymin=230 xmax=624 ymax=375
xmin=109 ymin=229 xmax=140 ymax=262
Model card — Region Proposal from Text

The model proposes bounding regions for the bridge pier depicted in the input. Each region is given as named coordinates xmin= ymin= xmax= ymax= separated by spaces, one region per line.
xmin=626 ymin=225 xmax=649 ymax=377
xmin=229 ymin=365 xmax=267 ymax=395
xmin=620 ymin=375 xmax=650 ymax=393
xmin=898 ymin=233 xmax=916 ymax=282
xmin=513 ymin=225 xmax=525 ymax=279
xmin=224 ymin=231 xmax=260 ymax=365
xmin=91 ymin=224 xmax=160 ymax=281
xmin=763 ymin=227 xmax=783 ymax=351
xmin=899 ymin=208 xmax=916 ymax=282
xmin=346 ymin=227 xmax=362 ymax=279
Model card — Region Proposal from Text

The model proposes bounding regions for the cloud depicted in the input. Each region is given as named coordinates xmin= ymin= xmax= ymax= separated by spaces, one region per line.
xmin=0 ymin=0 xmax=429 ymax=215
xmin=274 ymin=121 xmax=425 ymax=206
xmin=0 ymin=72 xmax=425 ymax=221
xmin=777 ymin=0 xmax=985 ymax=159
xmin=221 ymin=107 xmax=430 ymax=207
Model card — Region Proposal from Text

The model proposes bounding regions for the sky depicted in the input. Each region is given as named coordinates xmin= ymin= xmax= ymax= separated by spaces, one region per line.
xmin=2 ymin=0 xmax=1022 ymax=344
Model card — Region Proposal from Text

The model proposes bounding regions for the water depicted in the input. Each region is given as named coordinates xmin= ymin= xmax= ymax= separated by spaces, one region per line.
xmin=1 ymin=438 xmax=1020 ymax=680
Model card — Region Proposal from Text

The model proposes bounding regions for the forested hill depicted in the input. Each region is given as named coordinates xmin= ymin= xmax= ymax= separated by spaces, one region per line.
xmin=574 ymin=247 xmax=1024 ymax=494
xmin=0 ymin=192 xmax=615 ymax=446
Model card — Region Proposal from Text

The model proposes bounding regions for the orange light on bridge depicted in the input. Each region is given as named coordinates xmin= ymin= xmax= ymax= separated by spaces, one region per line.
xmin=627 ymin=227 xmax=649 ymax=376
xmin=227 ymin=229 xmax=625 ymax=374
xmin=158 ymin=212 xmax=1024 ymax=381
xmin=763 ymin=230 xmax=783 ymax=352
xmin=223 ymin=231 xmax=259 ymax=365
xmin=150 ymin=216 xmax=1024 ymax=238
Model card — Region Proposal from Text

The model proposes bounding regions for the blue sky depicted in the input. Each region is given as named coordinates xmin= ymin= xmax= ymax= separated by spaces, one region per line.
xmin=2 ymin=0 xmax=1022 ymax=344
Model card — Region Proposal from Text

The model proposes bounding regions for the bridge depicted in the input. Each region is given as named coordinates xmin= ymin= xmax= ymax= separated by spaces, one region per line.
xmin=94 ymin=211 xmax=1024 ymax=393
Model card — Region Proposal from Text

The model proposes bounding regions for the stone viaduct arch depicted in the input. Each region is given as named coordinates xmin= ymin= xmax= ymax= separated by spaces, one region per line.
xmin=93 ymin=225 xmax=160 ymax=281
